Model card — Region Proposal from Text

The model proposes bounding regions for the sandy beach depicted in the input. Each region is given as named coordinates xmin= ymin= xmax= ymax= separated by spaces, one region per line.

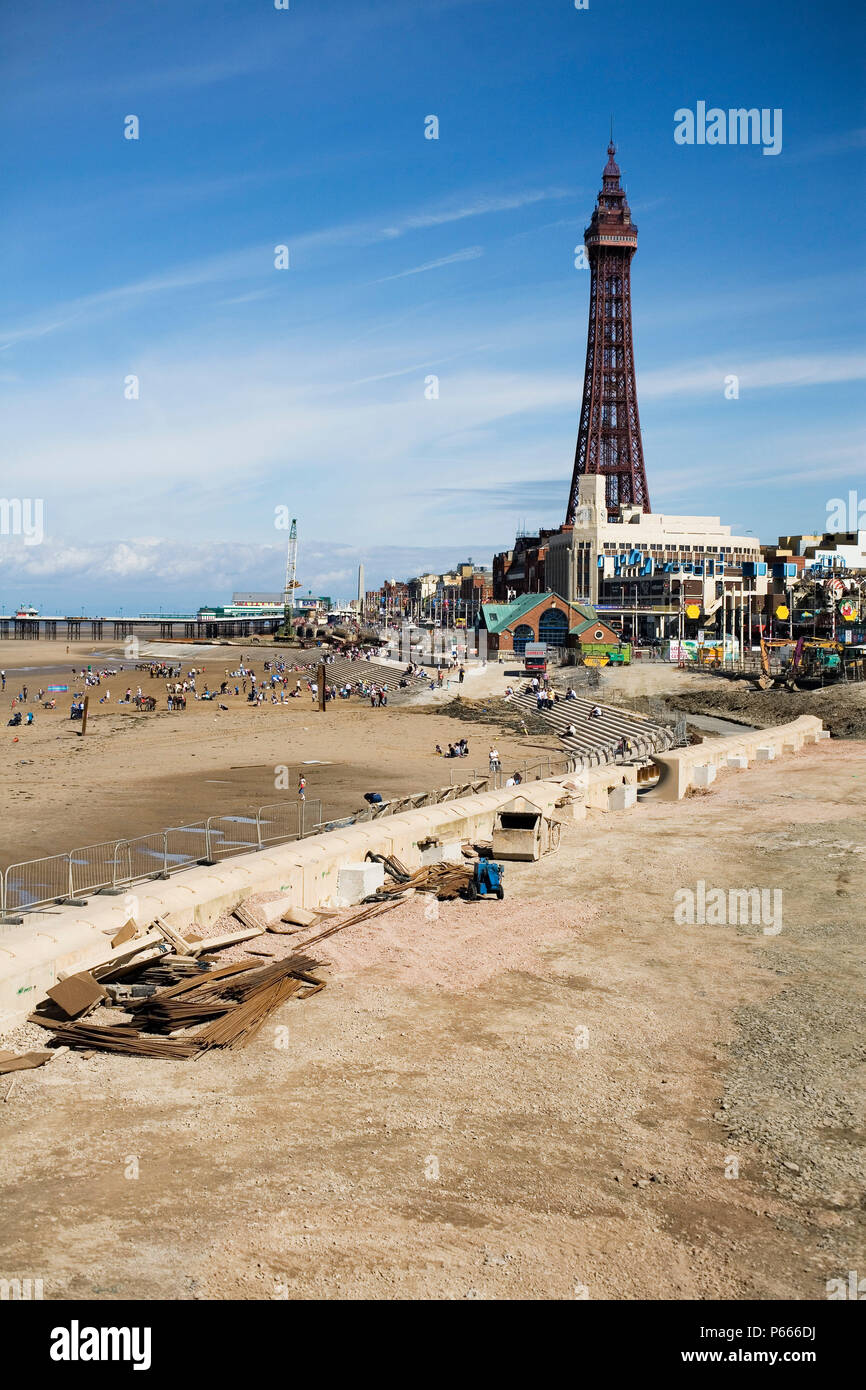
xmin=0 ymin=640 xmax=556 ymax=865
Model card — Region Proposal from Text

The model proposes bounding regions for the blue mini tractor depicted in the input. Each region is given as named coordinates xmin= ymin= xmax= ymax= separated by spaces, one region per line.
xmin=465 ymin=858 xmax=505 ymax=900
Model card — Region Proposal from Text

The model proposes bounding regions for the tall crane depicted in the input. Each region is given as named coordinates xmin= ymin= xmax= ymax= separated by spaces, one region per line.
xmin=282 ymin=518 xmax=299 ymax=623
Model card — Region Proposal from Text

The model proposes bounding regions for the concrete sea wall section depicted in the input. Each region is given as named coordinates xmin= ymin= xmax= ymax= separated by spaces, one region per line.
xmin=647 ymin=715 xmax=824 ymax=801
xmin=0 ymin=781 xmax=564 ymax=1032
xmin=0 ymin=716 xmax=825 ymax=1032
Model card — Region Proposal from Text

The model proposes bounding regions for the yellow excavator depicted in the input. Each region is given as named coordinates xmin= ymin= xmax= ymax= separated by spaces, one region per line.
xmin=757 ymin=637 xmax=843 ymax=690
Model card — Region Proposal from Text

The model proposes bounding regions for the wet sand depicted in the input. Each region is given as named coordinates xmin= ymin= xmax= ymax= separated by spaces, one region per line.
xmin=0 ymin=645 xmax=556 ymax=864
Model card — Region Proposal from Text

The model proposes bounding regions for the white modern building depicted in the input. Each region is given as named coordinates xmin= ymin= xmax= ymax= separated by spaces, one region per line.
xmin=545 ymin=475 xmax=768 ymax=640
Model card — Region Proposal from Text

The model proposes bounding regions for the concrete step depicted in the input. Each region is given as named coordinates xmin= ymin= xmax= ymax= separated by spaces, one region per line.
xmin=509 ymin=692 xmax=674 ymax=765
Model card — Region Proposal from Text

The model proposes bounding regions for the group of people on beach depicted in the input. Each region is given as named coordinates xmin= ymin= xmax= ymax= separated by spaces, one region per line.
xmin=435 ymin=737 xmax=469 ymax=758
xmin=3 ymin=645 xmax=431 ymax=730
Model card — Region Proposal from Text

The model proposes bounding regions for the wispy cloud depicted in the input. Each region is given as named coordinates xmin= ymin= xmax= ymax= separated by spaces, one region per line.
xmin=375 ymin=246 xmax=484 ymax=282
xmin=1 ymin=187 xmax=569 ymax=349
xmin=0 ymin=535 xmax=489 ymax=602
xmin=784 ymin=127 xmax=866 ymax=166
xmin=0 ymin=246 xmax=267 ymax=349
xmin=638 ymin=353 xmax=866 ymax=400
xmin=380 ymin=188 xmax=571 ymax=238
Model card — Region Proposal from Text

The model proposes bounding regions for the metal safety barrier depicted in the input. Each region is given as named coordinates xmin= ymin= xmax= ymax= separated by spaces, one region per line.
xmin=0 ymin=752 xmax=574 ymax=921
xmin=205 ymin=814 xmax=261 ymax=860
xmin=257 ymin=802 xmax=298 ymax=846
xmin=116 ymin=832 xmax=169 ymax=883
xmin=3 ymin=853 xmax=73 ymax=915
xmin=1 ymin=798 xmax=307 ymax=920
xmin=165 ymin=822 xmax=209 ymax=871
xmin=69 ymin=839 xmax=122 ymax=897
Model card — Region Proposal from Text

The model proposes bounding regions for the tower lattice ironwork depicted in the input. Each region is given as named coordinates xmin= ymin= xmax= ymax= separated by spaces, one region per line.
xmin=566 ymin=142 xmax=651 ymax=521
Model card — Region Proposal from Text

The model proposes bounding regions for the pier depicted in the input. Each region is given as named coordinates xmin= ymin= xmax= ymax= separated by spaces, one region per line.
xmin=0 ymin=614 xmax=282 ymax=641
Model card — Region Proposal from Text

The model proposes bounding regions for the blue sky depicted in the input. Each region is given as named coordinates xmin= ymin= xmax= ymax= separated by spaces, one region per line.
xmin=1 ymin=0 xmax=864 ymax=612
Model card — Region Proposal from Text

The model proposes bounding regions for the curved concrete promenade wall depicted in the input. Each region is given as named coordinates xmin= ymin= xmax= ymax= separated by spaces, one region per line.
xmin=646 ymin=716 xmax=824 ymax=801
xmin=0 ymin=781 xmax=563 ymax=1032
xmin=0 ymin=718 xmax=824 ymax=1032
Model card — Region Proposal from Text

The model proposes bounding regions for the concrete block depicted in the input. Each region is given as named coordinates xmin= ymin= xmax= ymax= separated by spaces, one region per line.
xmin=608 ymin=784 xmax=638 ymax=811
xmin=259 ymin=896 xmax=295 ymax=925
xmin=726 ymin=754 xmax=748 ymax=770
xmin=419 ymin=842 xmax=443 ymax=865
xmin=816 ymin=730 xmax=830 ymax=741
xmin=441 ymin=839 xmax=465 ymax=863
xmin=336 ymin=861 xmax=385 ymax=906
xmin=756 ymin=746 xmax=776 ymax=761
xmin=692 ymin=764 xmax=717 ymax=788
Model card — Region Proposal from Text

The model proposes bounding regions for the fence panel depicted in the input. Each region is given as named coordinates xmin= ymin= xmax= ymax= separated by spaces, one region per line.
xmin=69 ymin=839 xmax=123 ymax=896
xmin=115 ymin=833 xmax=167 ymax=883
xmin=300 ymin=799 xmax=322 ymax=837
xmin=4 ymin=854 xmax=72 ymax=914
xmin=164 ymin=822 xmax=209 ymax=871
xmin=257 ymin=802 xmax=298 ymax=846
xmin=206 ymin=814 xmax=261 ymax=860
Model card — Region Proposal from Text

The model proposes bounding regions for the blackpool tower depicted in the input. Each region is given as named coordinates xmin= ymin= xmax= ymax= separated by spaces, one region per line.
xmin=566 ymin=141 xmax=651 ymax=521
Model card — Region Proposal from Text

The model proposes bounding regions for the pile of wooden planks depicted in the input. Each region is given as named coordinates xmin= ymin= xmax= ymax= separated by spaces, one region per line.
xmin=31 ymin=954 xmax=324 ymax=1060
xmin=373 ymin=860 xmax=473 ymax=901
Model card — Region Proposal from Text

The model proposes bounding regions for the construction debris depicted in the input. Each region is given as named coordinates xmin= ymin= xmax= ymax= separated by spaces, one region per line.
xmin=367 ymin=859 xmax=476 ymax=901
xmin=153 ymin=917 xmax=194 ymax=956
xmin=257 ymin=897 xmax=295 ymax=925
xmin=281 ymin=905 xmax=317 ymax=927
xmin=110 ymin=919 xmax=138 ymax=949
xmin=188 ymin=925 xmax=263 ymax=955
xmin=0 ymin=1050 xmax=54 ymax=1075
xmin=31 ymin=954 xmax=324 ymax=1060
xmin=293 ymin=896 xmax=405 ymax=950
xmin=46 ymin=971 xmax=108 ymax=1019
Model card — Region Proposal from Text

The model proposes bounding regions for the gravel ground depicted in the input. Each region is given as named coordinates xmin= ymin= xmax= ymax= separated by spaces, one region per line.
xmin=1 ymin=740 xmax=863 ymax=1300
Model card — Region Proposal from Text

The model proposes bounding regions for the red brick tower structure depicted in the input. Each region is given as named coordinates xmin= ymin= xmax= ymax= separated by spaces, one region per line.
xmin=566 ymin=142 xmax=651 ymax=521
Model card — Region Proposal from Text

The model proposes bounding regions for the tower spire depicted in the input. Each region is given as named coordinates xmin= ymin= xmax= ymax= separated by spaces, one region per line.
xmin=566 ymin=141 xmax=651 ymax=521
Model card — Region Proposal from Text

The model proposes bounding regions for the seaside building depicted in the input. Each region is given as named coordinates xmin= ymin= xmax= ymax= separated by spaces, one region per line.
xmin=199 ymin=591 xmax=332 ymax=620
xmin=479 ymin=591 xmax=621 ymax=661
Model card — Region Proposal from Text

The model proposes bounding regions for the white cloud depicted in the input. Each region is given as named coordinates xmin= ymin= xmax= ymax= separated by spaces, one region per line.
xmin=638 ymin=353 xmax=866 ymax=400
xmin=1 ymin=187 xmax=569 ymax=349
xmin=380 ymin=188 xmax=570 ymax=238
xmin=375 ymin=246 xmax=484 ymax=282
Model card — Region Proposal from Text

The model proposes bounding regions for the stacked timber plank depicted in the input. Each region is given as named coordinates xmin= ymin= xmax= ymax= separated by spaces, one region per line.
xmin=370 ymin=859 xmax=474 ymax=901
xmin=32 ymin=953 xmax=324 ymax=1060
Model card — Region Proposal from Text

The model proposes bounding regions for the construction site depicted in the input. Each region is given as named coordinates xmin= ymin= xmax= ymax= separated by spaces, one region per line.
xmin=0 ymin=636 xmax=863 ymax=1305
xmin=3 ymin=5 xmax=863 ymax=1340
